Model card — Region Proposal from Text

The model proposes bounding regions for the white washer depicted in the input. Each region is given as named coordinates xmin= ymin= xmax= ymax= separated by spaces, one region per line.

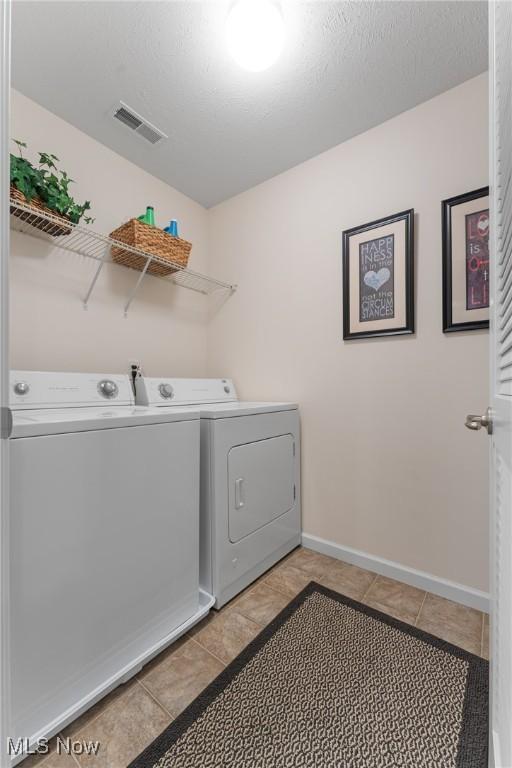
xmin=136 ymin=377 xmax=301 ymax=607
xmin=9 ymin=371 xmax=212 ymax=755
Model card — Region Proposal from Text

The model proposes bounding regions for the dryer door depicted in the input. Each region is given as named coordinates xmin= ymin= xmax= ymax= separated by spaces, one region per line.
xmin=228 ymin=434 xmax=295 ymax=543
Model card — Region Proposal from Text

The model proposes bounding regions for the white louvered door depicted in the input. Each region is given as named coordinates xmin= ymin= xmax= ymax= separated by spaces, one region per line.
xmin=0 ymin=2 xmax=10 ymax=767
xmin=490 ymin=3 xmax=512 ymax=765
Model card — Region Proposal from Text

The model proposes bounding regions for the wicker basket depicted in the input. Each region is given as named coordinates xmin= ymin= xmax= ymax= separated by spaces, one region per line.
xmin=109 ymin=218 xmax=192 ymax=277
xmin=10 ymin=185 xmax=73 ymax=237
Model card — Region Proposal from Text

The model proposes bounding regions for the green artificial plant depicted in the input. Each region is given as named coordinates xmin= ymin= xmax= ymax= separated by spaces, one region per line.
xmin=10 ymin=139 xmax=94 ymax=225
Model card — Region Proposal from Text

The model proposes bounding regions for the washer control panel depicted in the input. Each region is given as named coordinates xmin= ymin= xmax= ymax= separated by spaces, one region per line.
xmin=10 ymin=371 xmax=134 ymax=410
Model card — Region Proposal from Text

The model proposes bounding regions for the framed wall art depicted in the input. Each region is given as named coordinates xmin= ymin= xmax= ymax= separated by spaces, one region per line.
xmin=342 ymin=209 xmax=414 ymax=340
xmin=442 ymin=187 xmax=489 ymax=333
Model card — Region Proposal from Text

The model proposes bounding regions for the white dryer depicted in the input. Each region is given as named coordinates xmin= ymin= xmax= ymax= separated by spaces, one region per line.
xmin=135 ymin=378 xmax=301 ymax=607
xmin=9 ymin=371 xmax=212 ymax=755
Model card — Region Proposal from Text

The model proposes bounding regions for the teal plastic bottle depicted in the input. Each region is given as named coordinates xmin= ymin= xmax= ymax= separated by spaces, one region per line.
xmin=138 ymin=206 xmax=155 ymax=226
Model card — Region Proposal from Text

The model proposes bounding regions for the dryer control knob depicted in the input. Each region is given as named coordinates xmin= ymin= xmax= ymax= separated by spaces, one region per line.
xmin=159 ymin=383 xmax=174 ymax=399
xmin=13 ymin=381 xmax=29 ymax=396
xmin=98 ymin=379 xmax=118 ymax=399
xmin=224 ymin=386 xmax=231 ymax=394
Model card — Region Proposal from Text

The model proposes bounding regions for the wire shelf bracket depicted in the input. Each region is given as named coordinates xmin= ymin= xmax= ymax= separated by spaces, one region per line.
xmin=10 ymin=198 xmax=237 ymax=315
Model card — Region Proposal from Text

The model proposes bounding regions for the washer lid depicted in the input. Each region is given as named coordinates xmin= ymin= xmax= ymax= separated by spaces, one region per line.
xmin=198 ymin=401 xmax=298 ymax=418
xmin=11 ymin=404 xmax=201 ymax=438
xmin=10 ymin=370 xmax=135 ymax=410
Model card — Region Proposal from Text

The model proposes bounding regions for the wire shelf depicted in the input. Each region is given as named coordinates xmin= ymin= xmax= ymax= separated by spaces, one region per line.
xmin=10 ymin=198 xmax=236 ymax=315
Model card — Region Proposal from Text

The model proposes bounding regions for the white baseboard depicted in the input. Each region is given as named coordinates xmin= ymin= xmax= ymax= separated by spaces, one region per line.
xmin=492 ymin=729 xmax=500 ymax=768
xmin=302 ymin=533 xmax=490 ymax=613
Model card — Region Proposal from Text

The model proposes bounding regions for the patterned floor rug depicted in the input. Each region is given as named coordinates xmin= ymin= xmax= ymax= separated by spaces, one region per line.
xmin=130 ymin=582 xmax=488 ymax=768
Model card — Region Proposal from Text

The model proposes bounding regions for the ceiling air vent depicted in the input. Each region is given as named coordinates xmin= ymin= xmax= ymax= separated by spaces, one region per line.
xmin=112 ymin=102 xmax=168 ymax=146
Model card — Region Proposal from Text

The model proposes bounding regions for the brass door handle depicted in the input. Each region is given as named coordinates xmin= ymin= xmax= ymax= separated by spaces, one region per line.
xmin=465 ymin=407 xmax=493 ymax=435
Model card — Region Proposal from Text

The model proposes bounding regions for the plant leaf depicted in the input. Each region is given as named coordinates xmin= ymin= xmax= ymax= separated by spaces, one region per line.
xmin=10 ymin=142 xmax=93 ymax=224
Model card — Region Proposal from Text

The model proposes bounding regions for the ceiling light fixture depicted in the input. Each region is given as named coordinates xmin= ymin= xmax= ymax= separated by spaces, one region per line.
xmin=225 ymin=0 xmax=285 ymax=72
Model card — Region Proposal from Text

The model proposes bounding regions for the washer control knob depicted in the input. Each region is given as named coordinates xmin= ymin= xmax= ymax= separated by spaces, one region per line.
xmin=224 ymin=385 xmax=231 ymax=394
xmin=159 ymin=383 xmax=174 ymax=399
xmin=98 ymin=379 xmax=118 ymax=399
xmin=13 ymin=381 xmax=29 ymax=396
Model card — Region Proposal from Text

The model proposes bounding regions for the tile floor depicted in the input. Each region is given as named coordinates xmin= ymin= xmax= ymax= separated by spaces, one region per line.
xmin=23 ymin=547 xmax=489 ymax=767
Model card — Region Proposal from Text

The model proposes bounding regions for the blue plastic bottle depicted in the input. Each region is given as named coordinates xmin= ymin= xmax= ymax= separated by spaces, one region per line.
xmin=164 ymin=220 xmax=179 ymax=237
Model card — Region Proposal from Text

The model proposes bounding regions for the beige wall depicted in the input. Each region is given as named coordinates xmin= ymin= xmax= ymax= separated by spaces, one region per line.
xmin=11 ymin=77 xmax=490 ymax=592
xmin=10 ymin=89 xmax=210 ymax=376
xmin=207 ymin=74 xmax=490 ymax=592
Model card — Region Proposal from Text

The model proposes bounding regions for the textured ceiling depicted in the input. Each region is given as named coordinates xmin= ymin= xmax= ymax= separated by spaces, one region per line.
xmin=11 ymin=1 xmax=488 ymax=208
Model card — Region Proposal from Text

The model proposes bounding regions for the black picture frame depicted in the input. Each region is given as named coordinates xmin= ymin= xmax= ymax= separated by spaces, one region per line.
xmin=442 ymin=187 xmax=489 ymax=333
xmin=342 ymin=209 xmax=415 ymax=340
